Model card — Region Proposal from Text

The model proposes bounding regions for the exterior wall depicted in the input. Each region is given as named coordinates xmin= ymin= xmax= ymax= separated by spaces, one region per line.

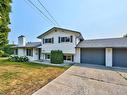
xmin=18 ymin=48 xmax=25 ymax=56
xmin=33 ymin=48 xmax=39 ymax=60
xmin=105 ymin=48 xmax=112 ymax=67
xmin=17 ymin=48 xmax=39 ymax=61
xmin=74 ymin=48 xmax=80 ymax=63
xmin=41 ymin=30 xmax=80 ymax=54
xmin=26 ymin=48 xmax=39 ymax=61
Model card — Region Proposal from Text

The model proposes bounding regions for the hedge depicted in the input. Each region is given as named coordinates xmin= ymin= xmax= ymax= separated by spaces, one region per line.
xmin=51 ymin=50 xmax=64 ymax=64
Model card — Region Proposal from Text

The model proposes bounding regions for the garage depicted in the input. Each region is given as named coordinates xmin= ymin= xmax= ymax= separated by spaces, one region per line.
xmin=81 ymin=48 xmax=105 ymax=65
xmin=113 ymin=48 xmax=127 ymax=67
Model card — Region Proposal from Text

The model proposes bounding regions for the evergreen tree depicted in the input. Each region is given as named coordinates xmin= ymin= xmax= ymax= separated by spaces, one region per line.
xmin=0 ymin=0 xmax=12 ymax=46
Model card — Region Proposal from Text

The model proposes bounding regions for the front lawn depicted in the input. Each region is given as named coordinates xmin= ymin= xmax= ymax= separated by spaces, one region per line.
xmin=0 ymin=58 xmax=69 ymax=95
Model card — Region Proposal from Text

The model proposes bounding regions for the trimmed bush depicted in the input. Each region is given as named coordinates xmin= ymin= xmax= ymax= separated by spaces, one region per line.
xmin=51 ymin=50 xmax=64 ymax=64
xmin=8 ymin=55 xmax=29 ymax=62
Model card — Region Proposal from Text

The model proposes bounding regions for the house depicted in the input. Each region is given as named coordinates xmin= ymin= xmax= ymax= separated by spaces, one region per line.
xmin=14 ymin=27 xmax=84 ymax=62
xmin=14 ymin=27 xmax=127 ymax=68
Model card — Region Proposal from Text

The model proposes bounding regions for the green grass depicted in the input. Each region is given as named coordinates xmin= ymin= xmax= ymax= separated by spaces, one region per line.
xmin=0 ymin=58 xmax=69 ymax=68
xmin=0 ymin=58 xmax=69 ymax=95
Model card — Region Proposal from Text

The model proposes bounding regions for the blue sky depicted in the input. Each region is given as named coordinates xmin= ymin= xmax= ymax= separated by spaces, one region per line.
xmin=9 ymin=0 xmax=127 ymax=44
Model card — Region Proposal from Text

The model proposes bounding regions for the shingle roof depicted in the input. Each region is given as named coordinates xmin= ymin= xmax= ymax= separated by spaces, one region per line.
xmin=76 ymin=38 xmax=127 ymax=48
xmin=14 ymin=42 xmax=41 ymax=48
xmin=37 ymin=27 xmax=84 ymax=40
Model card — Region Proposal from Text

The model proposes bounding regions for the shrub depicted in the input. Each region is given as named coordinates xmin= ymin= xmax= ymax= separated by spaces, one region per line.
xmin=0 ymin=50 xmax=4 ymax=57
xmin=51 ymin=50 xmax=64 ymax=64
xmin=8 ymin=55 xmax=29 ymax=62
xmin=2 ymin=53 xmax=10 ymax=57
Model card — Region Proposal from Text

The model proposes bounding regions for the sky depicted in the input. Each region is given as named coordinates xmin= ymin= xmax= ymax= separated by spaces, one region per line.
xmin=9 ymin=0 xmax=127 ymax=44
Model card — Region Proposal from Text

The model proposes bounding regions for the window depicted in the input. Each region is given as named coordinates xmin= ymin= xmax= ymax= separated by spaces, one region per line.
xmin=14 ymin=49 xmax=18 ymax=55
xmin=45 ymin=38 xmax=52 ymax=43
xmin=61 ymin=37 xmax=70 ymax=42
xmin=58 ymin=36 xmax=73 ymax=43
xmin=26 ymin=49 xmax=33 ymax=56
xmin=45 ymin=54 xmax=50 ymax=59
xmin=63 ymin=56 xmax=66 ymax=60
xmin=43 ymin=38 xmax=54 ymax=44
xmin=66 ymin=56 xmax=72 ymax=61
xmin=63 ymin=55 xmax=73 ymax=61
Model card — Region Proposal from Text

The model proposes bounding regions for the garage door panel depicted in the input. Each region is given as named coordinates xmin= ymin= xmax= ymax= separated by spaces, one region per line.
xmin=113 ymin=48 xmax=127 ymax=67
xmin=81 ymin=48 xmax=105 ymax=65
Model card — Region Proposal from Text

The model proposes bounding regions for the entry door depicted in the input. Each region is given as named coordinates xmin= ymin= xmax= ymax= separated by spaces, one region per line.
xmin=38 ymin=48 xmax=41 ymax=60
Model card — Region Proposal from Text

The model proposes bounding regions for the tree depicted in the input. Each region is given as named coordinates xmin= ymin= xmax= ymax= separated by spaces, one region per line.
xmin=0 ymin=0 xmax=12 ymax=47
xmin=1 ymin=44 xmax=15 ymax=56
xmin=123 ymin=34 xmax=127 ymax=38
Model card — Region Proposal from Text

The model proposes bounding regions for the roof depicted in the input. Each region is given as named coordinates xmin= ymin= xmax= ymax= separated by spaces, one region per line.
xmin=37 ymin=27 xmax=84 ymax=40
xmin=76 ymin=37 xmax=127 ymax=48
xmin=14 ymin=42 xmax=41 ymax=48
xmin=18 ymin=35 xmax=25 ymax=38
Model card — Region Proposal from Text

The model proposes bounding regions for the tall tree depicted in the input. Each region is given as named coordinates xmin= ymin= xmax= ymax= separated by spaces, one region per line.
xmin=0 ymin=0 xmax=12 ymax=47
xmin=123 ymin=34 xmax=127 ymax=38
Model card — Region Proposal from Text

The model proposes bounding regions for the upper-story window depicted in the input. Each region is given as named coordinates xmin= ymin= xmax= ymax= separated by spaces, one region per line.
xmin=43 ymin=38 xmax=54 ymax=44
xmin=61 ymin=37 xmax=70 ymax=42
xmin=59 ymin=36 xmax=73 ymax=43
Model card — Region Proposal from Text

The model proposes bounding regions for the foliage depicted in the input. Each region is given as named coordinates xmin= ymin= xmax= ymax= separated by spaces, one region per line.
xmin=123 ymin=34 xmax=127 ymax=37
xmin=51 ymin=50 xmax=64 ymax=64
xmin=0 ymin=50 xmax=4 ymax=57
xmin=0 ymin=44 xmax=14 ymax=57
xmin=0 ymin=0 xmax=12 ymax=46
xmin=8 ymin=55 xmax=29 ymax=62
xmin=2 ymin=44 xmax=14 ymax=55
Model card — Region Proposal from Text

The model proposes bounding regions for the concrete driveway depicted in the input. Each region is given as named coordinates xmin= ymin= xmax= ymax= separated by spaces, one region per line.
xmin=33 ymin=64 xmax=127 ymax=95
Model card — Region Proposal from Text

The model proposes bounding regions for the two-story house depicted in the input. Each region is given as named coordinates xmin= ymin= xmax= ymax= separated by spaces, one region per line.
xmin=14 ymin=27 xmax=84 ymax=62
xmin=14 ymin=27 xmax=127 ymax=68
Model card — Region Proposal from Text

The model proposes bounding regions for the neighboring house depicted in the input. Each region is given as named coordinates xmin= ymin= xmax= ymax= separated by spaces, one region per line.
xmin=14 ymin=27 xmax=127 ymax=68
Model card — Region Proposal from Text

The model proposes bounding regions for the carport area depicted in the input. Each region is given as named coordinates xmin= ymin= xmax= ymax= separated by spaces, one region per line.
xmin=33 ymin=64 xmax=127 ymax=95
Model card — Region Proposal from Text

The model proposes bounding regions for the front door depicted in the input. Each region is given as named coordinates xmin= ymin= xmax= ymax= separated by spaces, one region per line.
xmin=38 ymin=48 xmax=41 ymax=60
